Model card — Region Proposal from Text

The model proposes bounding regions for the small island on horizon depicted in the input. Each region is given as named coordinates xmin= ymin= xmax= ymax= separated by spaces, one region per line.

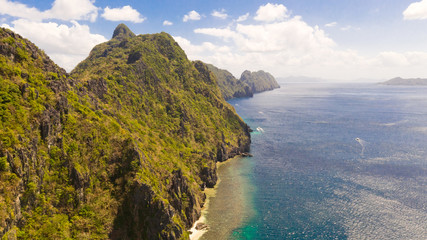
xmin=380 ymin=77 xmax=427 ymax=86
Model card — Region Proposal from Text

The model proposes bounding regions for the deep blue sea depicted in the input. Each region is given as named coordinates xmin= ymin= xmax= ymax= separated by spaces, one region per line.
xmin=202 ymin=83 xmax=427 ymax=240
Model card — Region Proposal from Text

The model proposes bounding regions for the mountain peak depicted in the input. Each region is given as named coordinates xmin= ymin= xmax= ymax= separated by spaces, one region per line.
xmin=112 ymin=23 xmax=136 ymax=39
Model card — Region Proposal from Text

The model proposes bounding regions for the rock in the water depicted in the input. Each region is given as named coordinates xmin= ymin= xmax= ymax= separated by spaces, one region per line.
xmin=195 ymin=222 xmax=209 ymax=230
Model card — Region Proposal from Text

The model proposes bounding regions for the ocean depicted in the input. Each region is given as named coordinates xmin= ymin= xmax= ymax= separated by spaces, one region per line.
xmin=200 ymin=83 xmax=427 ymax=240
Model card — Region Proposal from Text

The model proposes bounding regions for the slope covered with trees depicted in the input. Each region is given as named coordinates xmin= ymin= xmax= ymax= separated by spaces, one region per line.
xmin=204 ymin=63 xmax=280 ymax=100
xmin=240 ymin=70 xmax=280 ymax=93
xmin=0 ymin=24 xmax=250 ymax=239
xmin=205 ymin=63 xmax=253 ymax=100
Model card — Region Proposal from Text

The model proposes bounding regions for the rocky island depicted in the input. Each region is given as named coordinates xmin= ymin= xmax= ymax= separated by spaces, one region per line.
xmin=381 ymin=77 xmax=427 ymax=85
xmin=206 ymin=64 xmax=280 ymax=100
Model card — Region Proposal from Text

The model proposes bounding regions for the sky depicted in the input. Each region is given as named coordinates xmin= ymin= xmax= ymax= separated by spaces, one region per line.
xmin=2 ymin=0 xmax=427 ymax=81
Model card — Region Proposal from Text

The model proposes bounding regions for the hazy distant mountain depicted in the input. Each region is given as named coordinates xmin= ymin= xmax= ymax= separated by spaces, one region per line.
xmin=278 ymin=76 xmax=327 ymax=83
xmin=381 ymin=77 xmax=427 ymax=85
xmin=279 ymin=76 xmax=384 ymax=83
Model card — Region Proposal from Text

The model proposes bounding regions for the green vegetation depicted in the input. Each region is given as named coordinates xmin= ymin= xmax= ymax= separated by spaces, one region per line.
xmin=0 ymin=25 xmax=250 ymax=239
xmin=203 ymin=63 xmax=280 ymax=100
xmin=240 ymin=70 xmax=280 ymax=93
xmin=205 ymin=63 xmax=253 ymax=100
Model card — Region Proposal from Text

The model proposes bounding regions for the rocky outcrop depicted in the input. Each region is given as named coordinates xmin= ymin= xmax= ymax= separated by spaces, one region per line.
xmin=168 ymin=169 xmax=203 ymax=227
xmin=111 ymin=181 xmax=181 ymax=240
xmin=240 ymin=70 xmax=280 ymax=93
xmin=112 ymin=23 xmax=136 ymax=40
xmin=216 ymin=123 xmax=251 ymax=163
xmin=204 ymin=63 xmax=253 ymax=100
xmin=203 ymin=63 xmax=279 ymax=100
xmin=112 ymin=168 xmax=207 ymax=240
xmin=199 ymin=165 xmax=218 ymax=188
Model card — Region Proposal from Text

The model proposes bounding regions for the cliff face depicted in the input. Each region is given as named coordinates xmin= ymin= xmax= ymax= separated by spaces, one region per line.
xmin=205 ymin=63 xmax=253 ymax=100
xmin=204 ymin=63 xmax=280 ymax=100
xmin=240 ymin=70 xmax=280 ymax=93
xmin=0 ymin=25 xmax=250 ymax=239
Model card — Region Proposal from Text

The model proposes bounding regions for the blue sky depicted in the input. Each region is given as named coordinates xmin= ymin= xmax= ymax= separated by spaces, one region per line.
xmin=2 ymin=0 xmax=427 ymax=80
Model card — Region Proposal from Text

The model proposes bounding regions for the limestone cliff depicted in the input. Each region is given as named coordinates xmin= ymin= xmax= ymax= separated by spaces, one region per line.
xmin=240 ymin=70 xmax=280 ymax=93
xmin=0 ymin=24 xmax=250 ymax=239
xmin=204 ymin=63 xmax=253 ymax=100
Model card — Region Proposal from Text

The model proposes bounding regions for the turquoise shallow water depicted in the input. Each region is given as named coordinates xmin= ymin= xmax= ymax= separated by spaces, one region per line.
xmin=207 ymin=83 xmax=427 ymax=239
xmin=199 ymin=156 xmax=255 ymax=240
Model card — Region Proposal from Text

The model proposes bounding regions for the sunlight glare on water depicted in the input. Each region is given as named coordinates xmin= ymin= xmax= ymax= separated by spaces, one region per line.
xmin=203 ymin=83 xmax=427 ymax=240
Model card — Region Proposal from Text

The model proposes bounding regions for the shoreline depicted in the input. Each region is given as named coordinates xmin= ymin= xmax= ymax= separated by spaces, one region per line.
xmin=189 ymin=157 xmax=240 ymax=240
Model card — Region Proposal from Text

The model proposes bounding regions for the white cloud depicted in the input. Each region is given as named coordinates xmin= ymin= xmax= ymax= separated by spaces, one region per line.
xmin=212 ymin=9 xmax=228 ymax=19
xmin=403 ymin=0 xmax=427 ymax=20
xmin=183 ymin=10 xmax=201 ymax=22
xmin=0 ymin=0 xmax=98 ymax=22
xmin=194 ymin=27 xmax=238 ymax=41
xmin=187 ymin=15 xmax=342 ymax=77
xmin=0 ymin=0 xmax=43 ymax=20
xmin=340 ymin=25 xmax=360 ymax=31
xmin=44 ymin=0 xmax=98 ymax=22
xmin=174 ymin=36 xmax=230 ymax=54
xmin=0 ymin=0 xmax=105 ymax=71
xmin=9 ymin=19 xmax=107 ymax=71
xmin=254 ymin=3 xmax=289 ymax=22
xmin=341 ymin=25 xmax=352 ymax=31
xmin=102 ymin=5 xmax=145 ymax=23
xmin=237 ymin=13 xmax=249 ymax=22
xmin=196 ymin=16 xmax=335 ymax=53
xmin=175 ymin=4 xmax=427 ymax=80
xmin=163 ymin=20 xmax=173 ymax=26
xmin=179 ymin=30 xmax=427 ymax=80
xmin=325 ymin=22 xmax=337 ymax=27
xmin=374 ymin=51 xmax=427 ymax=67
xmin=403 ymin=51 xmax=427 ymax=65
xmin=377 ymin=52 xmax=410 ymax=66
xmin=174 ymin=35 xmax=236 ymax=72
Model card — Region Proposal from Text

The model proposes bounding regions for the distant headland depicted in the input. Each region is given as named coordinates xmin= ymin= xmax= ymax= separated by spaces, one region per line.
xmin=380 ymin=77 xmax=427 ymax=86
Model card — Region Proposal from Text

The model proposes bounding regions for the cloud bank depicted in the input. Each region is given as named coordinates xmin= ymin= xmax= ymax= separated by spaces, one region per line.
xmin=254 ymin=3 xmax=289 ymax=22
xmin=0 ymin=0 xmax=98 ymax=22
xmin=8 ymin=19 xmax=107 ymax=71
xmin=175 ymin=3 xmax=427 ymax=80
xmin=403 ymin=0 xmax=427 ymax=20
